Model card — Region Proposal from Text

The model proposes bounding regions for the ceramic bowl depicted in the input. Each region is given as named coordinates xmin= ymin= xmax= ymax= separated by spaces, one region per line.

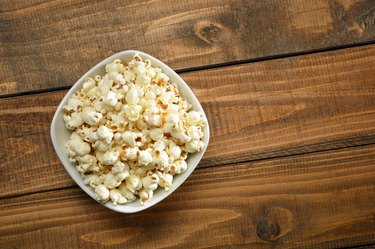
xmin=50 ymin=50 xmax=210 ymax=213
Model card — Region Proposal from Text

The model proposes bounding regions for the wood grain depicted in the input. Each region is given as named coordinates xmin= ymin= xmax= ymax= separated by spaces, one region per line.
xmin=1 ymin=0 xmax=375 ymax=95
xmin=1 ymin=44 xmax=375 ymax=198
xmin=1 ymin=144 xmax=375 ymax=249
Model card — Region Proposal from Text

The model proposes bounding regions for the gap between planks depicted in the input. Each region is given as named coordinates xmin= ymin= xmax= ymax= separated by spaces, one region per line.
xmin=1 ymin=40 xmax=375 ymax=100
xmin=342 ymin=244 xmax=375 ymax=249
xmin=2 ymin=0 xmax=375 ymax=96
xmin=1 ymin=141 xmax=374 ymax=202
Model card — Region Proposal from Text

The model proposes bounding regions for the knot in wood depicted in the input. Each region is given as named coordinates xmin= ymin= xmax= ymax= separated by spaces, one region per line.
xmin=201 ymin=23 xmax=221 ymax=41
xmin=256 ymin=218 xmax=280 ymax=242
xmin=194 ymin=20 xmax=224 ymax=44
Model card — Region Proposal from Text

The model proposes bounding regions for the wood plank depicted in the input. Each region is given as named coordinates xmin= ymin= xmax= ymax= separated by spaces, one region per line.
xmin=1 ymin=144 xmax=375 ymax=249
xmin=1 ymin=0 xmax=375 ymax=96
xmin=1 ymin=44 xmax=375 ymax=198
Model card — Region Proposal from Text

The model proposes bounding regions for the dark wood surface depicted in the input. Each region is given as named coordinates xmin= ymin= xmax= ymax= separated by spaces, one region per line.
xmin=1 ymin=0 xmax=375 ymax=96
xmin=1 ymin=44 xmax=375 ymax=199
xmin=1 ymin=0 xmax=375 ymax=248
xmin=1 ymin=144 xmax=375 ymax=249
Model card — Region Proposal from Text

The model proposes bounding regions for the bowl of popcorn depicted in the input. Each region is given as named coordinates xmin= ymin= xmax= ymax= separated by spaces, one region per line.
xmin=50 ymin=51 xmax=209 ymax=213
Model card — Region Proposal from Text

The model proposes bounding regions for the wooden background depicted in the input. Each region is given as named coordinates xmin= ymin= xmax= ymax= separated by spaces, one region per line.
xmin=1 ymin=0 xmax=375 ymax=248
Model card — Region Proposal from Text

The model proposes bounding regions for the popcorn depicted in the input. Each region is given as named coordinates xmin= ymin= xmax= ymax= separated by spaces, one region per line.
xmin=154 ymin=150 xmax=169 ymax=168
xmin=82 ymin=107 xmax=103 ymax=126
xmin=139 ymin=189 xmax=153 ymax=205
xmin=142 ymin=174 xmax=159 ymax=191
xmin=104 ymin=91 xmax=118 ymax=107
xmin=185 ymin=140 xmax=204 ymax=153
xmin=93 ymin=140 xmax=111 ymax=152
xmin=134 ymin=64 xmax=146 ymax=75
xmin=63 ymin=54 xmax=205 ymax=205
xmin=111 ymin=161 xmax=127 ymax=174
xmin=94 ymin=101 xmax=105 ymax=113
xmin=97 ymin=125 xmax=113 ymax=144
xmin=104 ymin=172 xmax=121 ymax=189
xmin=170 ymin=129 xmax=191 ymax=143
xmin=168 ymin=104 xmax=179 ymax=113
xmin=145 ymin=91 xmax=156 ymax=100
xmin=124 ymin=68 xmax=135 ymax=83
xmin=123 ymin=104 xmax=142 ymax=122
xmin=187 ymin=126 xmax=203 ymax=141
xmin=115 ymin=171 xmax=129 ymax=182
xmin=166 ymin=113 xmax=179 ymax=124
xmin=95 ymin=184 xmax=110 ymax=201
xmin=96 ymin=84 xmax=110 ymax=97
xmin=124 ymin=147 xmax=139 ymax=160
xmin=187 ymin=111 xmax=202 ymax=126
xmin=106 ymin=59 xmax=126 ymax=74
xmin=138 ymin=150 xmax=153 ymax=166
xmin=136 ymin=73 xmax=151 ymax=86
xmin=136 ymin=85 xmax=145 ymax=97
xmin=147 ymin=68 xmax=157 ymax=79
xmin=94 ymin=75 xmax=102 ymax=82
xmin=92 ymin=175 xmax=105 ymax=186
xmin=64 ymin=97 xmax=83 ymax=112
xmin=88 ymin=131 xmax=99 ymax=142
xmin=149 ymin=128 xmax=164 ymax=141
xmin=144 ymin=113 xmax=162 ymax=127
xmin=167 ymin=143 xmax=181 ymax=159
xmin=156 ymin=72 xmax=169 ymax=82
xmin=113 ymin=132 xmax=123 ymax=144
xmin=126 ymin=85 xmax=139 ymax=105
xmin=66 ymin=134 xmax=91 ymax=158
xmin=84 ymin=174 xmax=99 ymax=188
xmin=126 ymin=174 xmax=142 ymax=193
xmin=76 ymin=154 xmax=98 ymax=173
xmin=121 ymin=131 xmax=142 ymax=147
xmin=110 ymin=189 xmax=127 ymax=205
xmin=64 ymin=112 xmax=83 ymax=130
xmin=159 ymin=91 xmax=174 ymax=105
xmin=83 ymin=78 xmax=96 ymax=94
xmin=169 ymin=159 xmax=187 ymax=175
xmin=102 ymin=151 xmax=119 ymax=165
xmin=119 ymin=184 xmax=136 ymax=201
xmin=108 ymin=71 xmax=125 ymax=85
xmin=153 ymin=140 xmax=167 ymax=152
xmin=158 ymin=172 xmax=173 ymax=191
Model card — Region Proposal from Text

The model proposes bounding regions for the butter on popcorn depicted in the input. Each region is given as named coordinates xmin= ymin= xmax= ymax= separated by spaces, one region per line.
xmin=63 ymin=54 xmax=205 ymax=205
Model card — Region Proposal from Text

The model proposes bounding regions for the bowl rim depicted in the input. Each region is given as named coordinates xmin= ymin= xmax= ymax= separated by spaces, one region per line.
xmin=50 ymin=50 xmax=210 ymax=213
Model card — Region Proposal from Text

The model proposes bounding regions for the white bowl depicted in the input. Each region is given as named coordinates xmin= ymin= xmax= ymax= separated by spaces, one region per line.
xmin=50 ymin=50 xmax=210 ymax=213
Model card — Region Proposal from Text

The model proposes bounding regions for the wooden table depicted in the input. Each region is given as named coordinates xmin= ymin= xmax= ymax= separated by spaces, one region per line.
xmin=1 ymin=1 xmax=375 ymax=248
